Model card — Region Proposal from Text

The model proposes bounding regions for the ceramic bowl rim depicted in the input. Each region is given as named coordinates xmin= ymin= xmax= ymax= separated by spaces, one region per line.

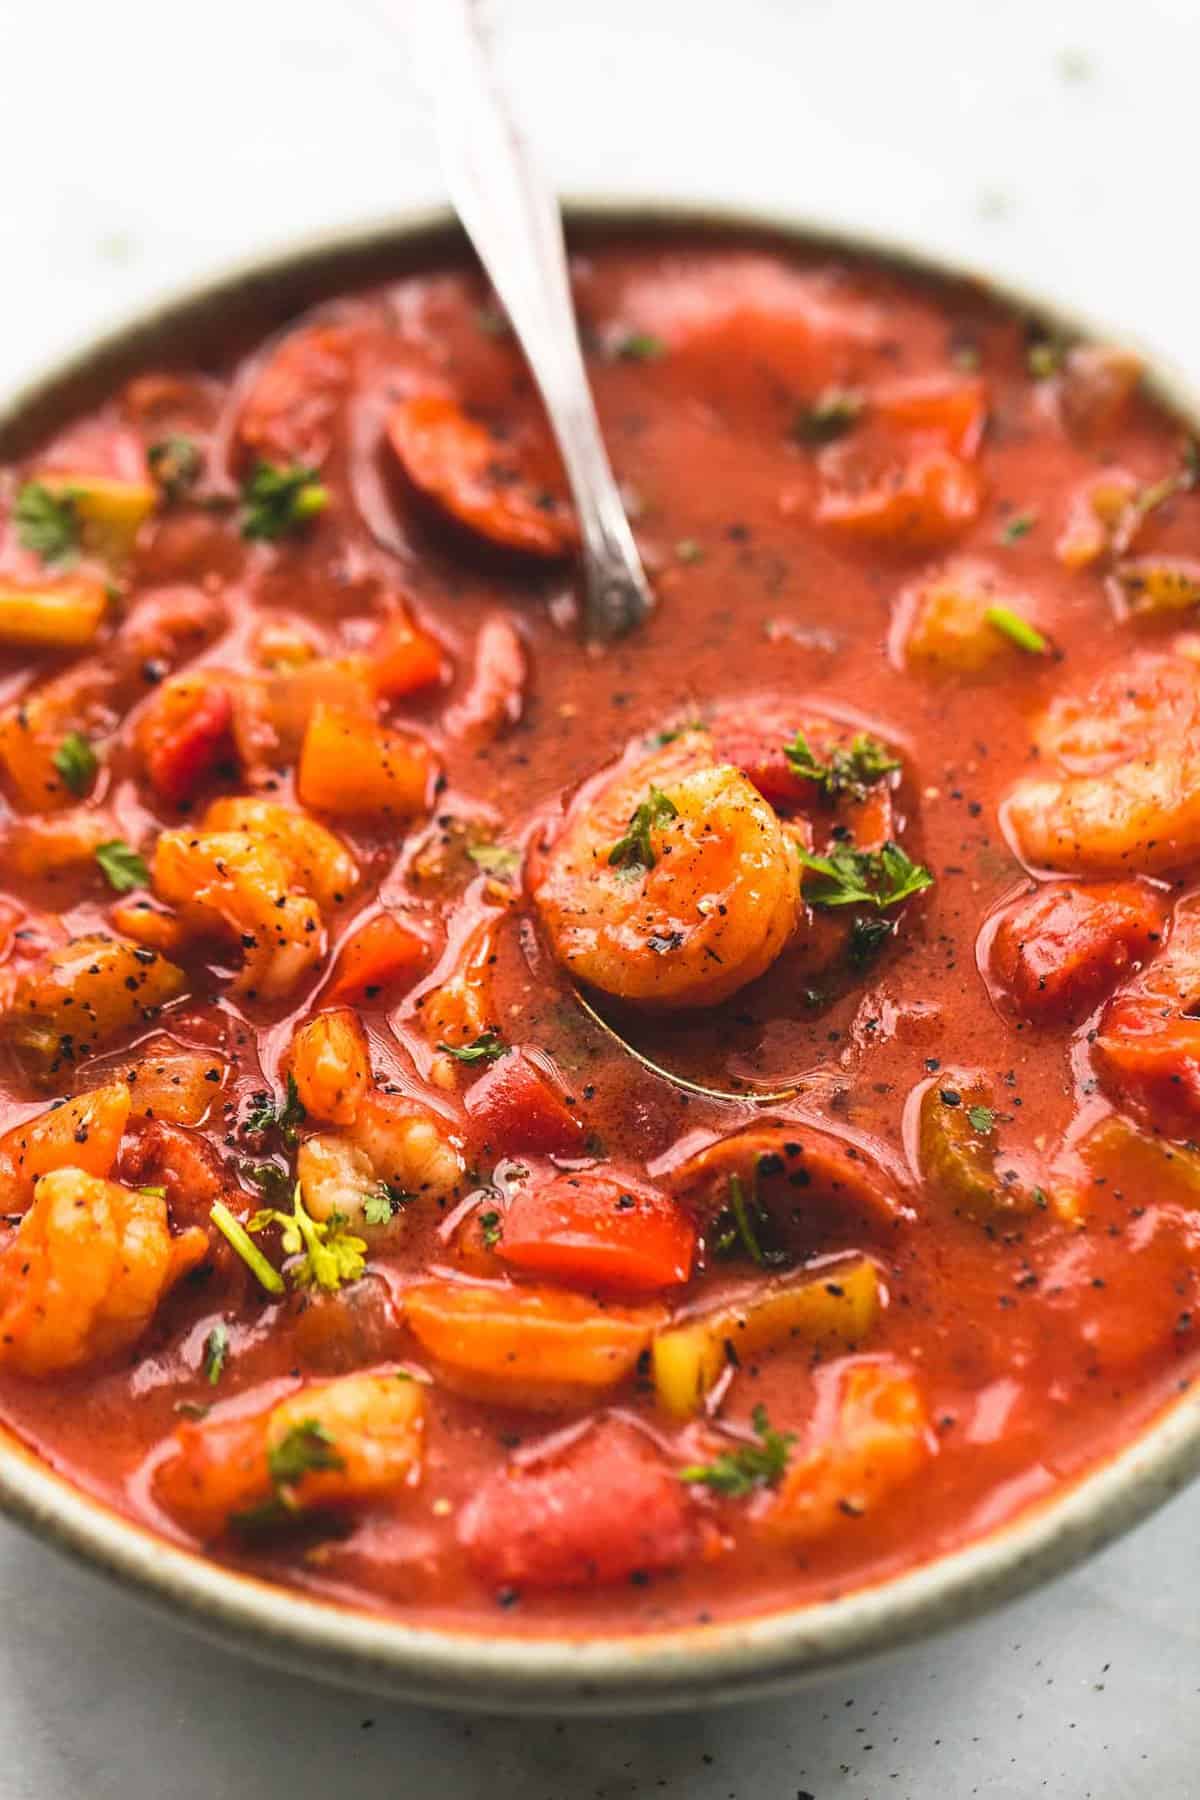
xmin=1 ymin=197 xmax=1197 ymax=1713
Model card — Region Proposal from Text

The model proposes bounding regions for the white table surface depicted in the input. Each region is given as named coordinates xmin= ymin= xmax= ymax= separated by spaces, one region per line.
xmin=3 ymin=1 xmax=1199 ymax=1792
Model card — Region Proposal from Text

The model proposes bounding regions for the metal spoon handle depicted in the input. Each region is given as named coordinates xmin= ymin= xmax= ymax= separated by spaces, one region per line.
xmin=427 ymin=0 xmax=654 ymax=639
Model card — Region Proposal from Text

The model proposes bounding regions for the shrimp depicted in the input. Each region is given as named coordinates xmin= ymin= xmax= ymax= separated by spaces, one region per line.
xmin=532 ymin=730 xmax=802 ymax=1008
xmin=0 ymin=1169 xmax=206 ymax=1377
xmin=152 ymin=829 xmax=325 ymax=1000
xmin=288 ymin=1008 xmax=370 ymax=1125
xmin=154 ymin=1369 xmax=424 ymax=1539
xmin=201 ymin=798 xmax=358 ymax=912
xmin=1006 ymin=649 xmax=1200 ymax=875
xmin=298 ymin=1091 xmax=466 ymax=1232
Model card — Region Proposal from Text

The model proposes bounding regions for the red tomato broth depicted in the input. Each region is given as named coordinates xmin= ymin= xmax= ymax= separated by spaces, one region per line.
xmin=0 ymin=232 xmax=1198 ymax=1637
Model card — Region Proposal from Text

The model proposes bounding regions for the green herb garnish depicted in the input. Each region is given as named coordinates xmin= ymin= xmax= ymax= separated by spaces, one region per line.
xmin=362 ymin=1183 xmax=409 ymax=1226
xmin=783 ymin=731 xmax=900 ymax=803
xmin=53 ymin=731 xmax=98 ymax=795
xmin=608 ymin=785 xmax=679 ymax=873
xmin=244 ymin=1073 xmax=306 ymax=1148
xmin=479 ymin=1209 xmax=503 ymax=1248
xmin=240 ymin=461 xmax=328 ymax=541
xmin=267 ymin=1419 xmax=345 ymax=1491
xmin=792 ymin=387 xmax=864 ymax=445
xmin=710 ymin=1171 xmax=791 ymax=1269
xmin=967 ymin=1104 xmax=996 ymax=1135
xmin=797 ymin=840 xmax=934 ymax=911
xmin=209 ymin=1200 xmax=286 ymax=1295
xmin=95 ymin=839 xmax=149 ymax=893
xmin=679 ymin=1404 xmax=796 ymax=1498
xmin=147 ymin=436 xmax=202 ymax=502
xmin=241 ymin=1160 xmax=294 ymax=1210
xmin=985 ymin=605 xmax=1048 ymax=655
xmin=438 ymin=1030 xmax=507 ymax=1065
xmin=675 ymin=538 xmax=704 ymax=564
xmin=203 ymin=1323 xmax=229 ymax=1385
xmin=616 ymin=332 xmax=665 ymax=363
xmin=248 ymin=1183 xmax=367 ymax=1293
xmin=15 ymin=481 xmax=80 ymax=565
xmin=999 ymin=511 xmax=1037 ymax=543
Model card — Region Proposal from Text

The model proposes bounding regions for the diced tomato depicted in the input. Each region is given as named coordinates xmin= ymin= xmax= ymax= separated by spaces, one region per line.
xmin=815 ymin=376 xmax=987 ymax=551
xmin=458 ymin=1419 xmax=698 ymax=1590
xmin=498 ymin=1169 xmax=696 ymax=1294
xmin=370 ymin=611 xmax=447 ymax=699
xmin=144 ymin=683 xmax=235 ymax=807
xmin=327 ymin=911 xmax=430 ymax=1002
xmin=873 ymin=376 xmax=988 ymax=457
xmin=817 ymin=448 xmax=982 ymax=549
xmin=708 ymin=716 xmax=812 ymax=811
xmin=989 ymin=881 xmax=1166 ymax=1022
xmin=464 ymin=1049 xmax=588 ymax=1158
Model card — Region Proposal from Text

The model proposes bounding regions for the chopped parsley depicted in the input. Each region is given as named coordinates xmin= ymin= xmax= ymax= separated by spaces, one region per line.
xmin=240 ymin=461 xmax=329 ymax=541
xmin=267 ymin=1419 xmax=345 ymax=1492
xmin=479 ymin=1209 xmax=503 ymax=1248
xmin=466 ymin=842 xmax=521 ymax=880
xmin=438 ymin=1030 xmax=507 ymax=1065
xmin=95 ymin=839 xmax=149 ymax=893
xmin=679 ymin=1404 xmax=796 ymax=1498
xmin=362 ymin=1183 xmax=408 ymax=1226
xmin=615 ymin=332 xmax=665 ymax=362
xmin=998 ymin=511 xmax=1037 ymax=543
xmin=710 ymin=1171 xmax=790 ymax=1269
xmin=53 ymin=731 xmax=97 ymax=795
xmin=209 ymin=1200 xmax=285 ymax=1295
xmin=244 ymin=1073 xmax=306 ymax=1148
xmin=14 ymin=481 xmax=81 ymax=565
xmin=608 ymin=785 xmax=679 ymax=873
xmin=985 ymin=604 xmax=1048 ymax=655
xmin=797 ymin=840 xmax=934 ymax=911
xmin=147 ymin=435 xmax=202 ymax=502
xmin=240 ymin=1159 xmax=294 ymax=1210
xmin=675 ymin=538 xmax=704 ymax=564
xmin=792 ymin=387 xmax=864 ymax=445
xmin=202 ymin=1323 xmax=230 ymax=1385
xmin=967 ymin=1104 xmax=996 ymax=1135
xmin=783 ymin=731 xmax=899 ymax=803
xmin=248 ymin=1182 xmax=367 ymax=1293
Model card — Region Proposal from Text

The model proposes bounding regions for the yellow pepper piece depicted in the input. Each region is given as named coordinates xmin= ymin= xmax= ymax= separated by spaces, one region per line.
xmin=36 ymin=472 xmax=157 ymax=563
xmin=652 ymin=1256 xmax=879 ymax=1419
xmin=0 ymin=578 xmax=107 ymax=649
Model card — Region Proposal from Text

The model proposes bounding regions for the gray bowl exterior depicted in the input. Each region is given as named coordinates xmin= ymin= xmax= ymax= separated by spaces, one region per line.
xmin=2 ymin=201 xmax=1199 ymax=1714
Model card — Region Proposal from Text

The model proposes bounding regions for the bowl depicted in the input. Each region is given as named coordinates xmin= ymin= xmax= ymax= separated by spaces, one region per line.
xmin=3 ymin=202 xmax=1199 ymax=1714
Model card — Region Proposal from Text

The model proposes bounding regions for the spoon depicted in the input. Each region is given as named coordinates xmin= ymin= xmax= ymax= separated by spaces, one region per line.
xmin=426 ymin=0 xmax=655 ymax=640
